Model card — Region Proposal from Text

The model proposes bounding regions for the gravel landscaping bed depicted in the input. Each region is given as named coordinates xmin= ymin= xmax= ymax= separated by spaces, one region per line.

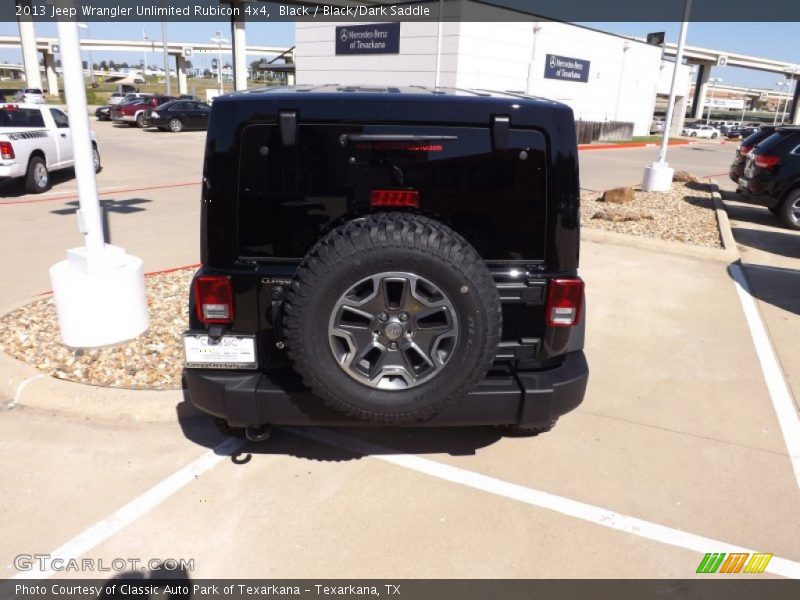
xmin=0 ymin=268 xmax=196 ymax=390
xmin=580 ymin=181 xmax=723 ymax=249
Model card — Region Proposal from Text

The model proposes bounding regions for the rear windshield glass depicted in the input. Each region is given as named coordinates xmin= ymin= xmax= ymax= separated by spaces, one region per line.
xmin=741 ymin=128 xmax=774 ymax=148
xmin=0 ymin=108 xmax=45 ymax=128
xmin=757 ymin=130 xmax=800 ymax=153
xmin=237 ymin=123 xmax=548 ymax=261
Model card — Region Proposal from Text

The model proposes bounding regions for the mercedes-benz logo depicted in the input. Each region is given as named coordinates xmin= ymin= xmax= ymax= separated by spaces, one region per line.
xmin=340 ymin=29 xmax=349 ymax=42
xmin=550 ymin=55 xmax=556 ymax=69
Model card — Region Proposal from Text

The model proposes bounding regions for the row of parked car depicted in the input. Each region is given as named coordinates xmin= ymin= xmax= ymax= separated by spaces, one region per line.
xmin=651 ymin=117 xmax=766 ymax=140
xmin=95 ymin=92 xmax=211 ymax=132
xmin=730 ymin=125 xmax=800 ymax=230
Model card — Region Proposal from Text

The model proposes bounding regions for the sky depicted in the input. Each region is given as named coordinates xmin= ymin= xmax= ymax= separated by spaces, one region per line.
xmin=0 ymin=20 xmax=796 ymax=89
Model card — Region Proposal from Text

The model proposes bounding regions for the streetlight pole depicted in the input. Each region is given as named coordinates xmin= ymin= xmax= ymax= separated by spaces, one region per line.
xmin=774 ymin=81 xmax=789 ymax=125
xmin=142 ymin=29 xmax=148 ymax=79
xmin=781 ymin=77 xmax=797 ymax=124
xmin=77 ymin=23 xmax=94 ymax=85
xmin=705 ymin=77 xmax=721 ymax=125
xmin=642 ymin=0 xmax=692 ymax=192
xmin=210 ymin=31 xmax=229 ymax=95
xmin=741 ymin=88 xmax=748 ymax=123
xmin=160 ymin=20 xmax=170 ymax=96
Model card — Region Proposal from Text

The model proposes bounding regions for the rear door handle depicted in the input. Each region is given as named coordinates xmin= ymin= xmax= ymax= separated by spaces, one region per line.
xmin=60 ymin=133 xmax=67 ymax=138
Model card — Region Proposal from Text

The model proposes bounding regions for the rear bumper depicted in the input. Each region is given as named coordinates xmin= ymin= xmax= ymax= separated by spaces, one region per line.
xmin=737 ymin=177 xmax=783 ymax=208
xmin=0 ymin=163 xmax=24 ymax=178
xmin=185 ymin=351 xmax=589 ymax=428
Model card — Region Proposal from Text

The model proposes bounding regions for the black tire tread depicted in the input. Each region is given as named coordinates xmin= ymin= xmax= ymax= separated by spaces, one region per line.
xmin=24 ymin=156 xmax=48 ymax=194
xmin=779 ymin=190 xmax=800 ymax=231
xmin=283 ymin=212 xmax=501 ymax=423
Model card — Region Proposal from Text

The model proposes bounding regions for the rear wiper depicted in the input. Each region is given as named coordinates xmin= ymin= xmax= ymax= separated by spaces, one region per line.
xmin=339 ymin=134 xmax=457 ymax=147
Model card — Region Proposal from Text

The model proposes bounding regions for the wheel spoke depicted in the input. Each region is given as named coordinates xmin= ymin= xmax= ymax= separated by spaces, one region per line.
xmin=328 ymin=271 xmax=459 ymax=390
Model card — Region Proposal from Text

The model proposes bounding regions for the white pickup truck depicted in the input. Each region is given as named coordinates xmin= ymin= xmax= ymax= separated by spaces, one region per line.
xmin=0 ymin=103 xmax=100 ymax=194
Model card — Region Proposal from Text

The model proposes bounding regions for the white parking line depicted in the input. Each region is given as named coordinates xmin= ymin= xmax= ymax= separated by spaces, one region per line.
xmin=11 ymin=436 xmax=246 ymax=580
xmin=290 ymin=427 xmax=800 ymax=579
xmin=8 ymin=374 xmax=45 ymax=408
xmin=730 ymin=264 xmax=800 ymax=489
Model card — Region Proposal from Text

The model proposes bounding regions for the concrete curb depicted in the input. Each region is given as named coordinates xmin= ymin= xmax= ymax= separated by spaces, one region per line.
xmin=0 ymin=347 xmax=191 ymax=423
xmin=581 ymin=179 xmax=739 ymax=264
xmin=709 ymin=178 xmax=740 ymax=261
xmin=578 ymin=140 xmax=691 ymax=152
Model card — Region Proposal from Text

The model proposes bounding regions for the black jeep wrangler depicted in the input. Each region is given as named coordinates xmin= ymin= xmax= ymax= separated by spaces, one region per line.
xmin=184 ymin=86 xmax=588 ymax=437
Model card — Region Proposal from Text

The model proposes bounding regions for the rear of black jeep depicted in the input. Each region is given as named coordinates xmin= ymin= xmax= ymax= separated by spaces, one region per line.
xmin=184 ymin=86 xmax=588 ymax=435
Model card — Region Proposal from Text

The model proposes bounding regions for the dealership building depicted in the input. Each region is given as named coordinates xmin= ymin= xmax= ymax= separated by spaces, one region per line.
xmin=295 ymin=14 xmax=692 ymax=137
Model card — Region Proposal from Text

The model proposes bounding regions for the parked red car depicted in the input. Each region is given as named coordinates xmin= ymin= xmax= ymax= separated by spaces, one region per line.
xmin=110 ymin=95 xmax=175 ymax=127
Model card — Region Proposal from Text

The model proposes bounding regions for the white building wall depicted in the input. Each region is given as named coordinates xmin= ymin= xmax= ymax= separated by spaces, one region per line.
xmin=295 ymin=21 xmax=460 ymax=87
xmin=656 ymin=58 xmax=692 ymax=96
xmin=295 ymin=20 xmax=668 ymax=136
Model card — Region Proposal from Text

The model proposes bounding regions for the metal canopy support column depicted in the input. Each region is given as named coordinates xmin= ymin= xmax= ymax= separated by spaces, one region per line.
xmin=789 ymin=78 xmax=800 ymax=125
xmin=692 ymin=62 xmax=710 ymax=119
xmin=16 ymin=1 xmax=43 ymax=91
xmin=43 ymin=50 xmax=59 ymax=96
xmin=176 ymin=53 xmax=188 ymax=95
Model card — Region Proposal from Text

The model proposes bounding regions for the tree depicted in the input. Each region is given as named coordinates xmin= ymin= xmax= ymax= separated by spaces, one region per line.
xmin=203 ymin=69 xmax=212 ymax=79
xmin=99 ymin=60 xmax=108 ymax=70
xmin=185 ymin=60 xmax=193 ymax=70
xmin=121 ymin=62 xmax=129 ymax=69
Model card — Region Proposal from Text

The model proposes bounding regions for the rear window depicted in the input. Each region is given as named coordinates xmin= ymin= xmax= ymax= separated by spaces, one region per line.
xmin=237 ymin=123 xmax=548 ymax=261
xmin=24 ymin=89 xmax=42 ymax=94
xmin=755 ymin=130 xmax=800 ymax=154
xmin=0 ymin=107 xmax=45 ymax=128
xmin=741 ymin=128 xmax=774 ymax=148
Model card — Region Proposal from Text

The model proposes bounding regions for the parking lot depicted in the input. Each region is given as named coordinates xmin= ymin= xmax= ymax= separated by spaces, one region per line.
xmin=1 ymin=122 xmax=799 ymax=580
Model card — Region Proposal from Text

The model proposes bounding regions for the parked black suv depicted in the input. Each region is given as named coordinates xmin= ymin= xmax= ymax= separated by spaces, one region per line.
xmin=729 ymin=126 xmax=776 ymax=183
xmin=737 ymin=126 xmax=800 ymax=229
xmin=184 ymin=86 xmax=588 ymax=437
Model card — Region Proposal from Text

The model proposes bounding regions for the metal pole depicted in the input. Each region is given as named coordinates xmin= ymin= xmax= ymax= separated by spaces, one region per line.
xmin=218 ymin=43 xmax=223 ymax=93
xmin=57 ymin=18 xmax=104 ymax=255
xmin=773 ymin=83 xmax=784 ymax=125
xmin=705 ymin=79 xmax=716 ymax=125
xmin=781 ymin=79 xmax=793 ymax=124
xmin=526 ymin=23 xmax=543 ymax=95
xmin=161 ymin=20 xmax=170 ymax=96
xmin=656 ymin=0 xmax=691 ymax=165
xmin=85 ymin=24 xmax=94 ymax=85
xmin=143 ymin=29 xmax=148 ymax=80
xmin=741 ymin=89 xmax=747 ymax=123
xmin=434 ymin=0 xmax=443 ymax=88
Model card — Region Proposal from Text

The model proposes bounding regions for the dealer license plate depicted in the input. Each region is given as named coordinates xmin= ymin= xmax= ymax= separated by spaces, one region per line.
xmin=183 ymin=334 xmax=257 ymax=369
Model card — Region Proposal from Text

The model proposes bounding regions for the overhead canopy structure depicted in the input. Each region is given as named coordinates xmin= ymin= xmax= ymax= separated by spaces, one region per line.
xmin=660 ymin=42 xmax=800 ymax=123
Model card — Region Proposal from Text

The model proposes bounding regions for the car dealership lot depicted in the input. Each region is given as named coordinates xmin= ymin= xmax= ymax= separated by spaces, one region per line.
xmin=1 ymin=127 xmax=799 ymax=579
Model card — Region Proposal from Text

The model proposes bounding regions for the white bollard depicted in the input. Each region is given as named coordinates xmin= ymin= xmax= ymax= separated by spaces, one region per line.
xmin=642 ymin=161 xmax=675 ymax=192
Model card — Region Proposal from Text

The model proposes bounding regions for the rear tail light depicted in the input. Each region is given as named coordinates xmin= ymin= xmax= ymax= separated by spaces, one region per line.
xmin=0 ymin=141 xmax=14 ymax=160
xmin=739 ymin=144 xmax=752 ymax=155
xmin=545 ymin=278 xmax=584 ymax=327
xmin=370 ymin=189 xmax=420 ymax=208
xmin=754 ymin=154 xmax=781 ymax=169
xmin=194 ymin=275 xmax=234 ymax=324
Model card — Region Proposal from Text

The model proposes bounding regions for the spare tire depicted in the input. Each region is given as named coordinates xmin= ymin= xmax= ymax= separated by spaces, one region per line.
xmin=284 ymin=212 xmax=501 ymax=423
